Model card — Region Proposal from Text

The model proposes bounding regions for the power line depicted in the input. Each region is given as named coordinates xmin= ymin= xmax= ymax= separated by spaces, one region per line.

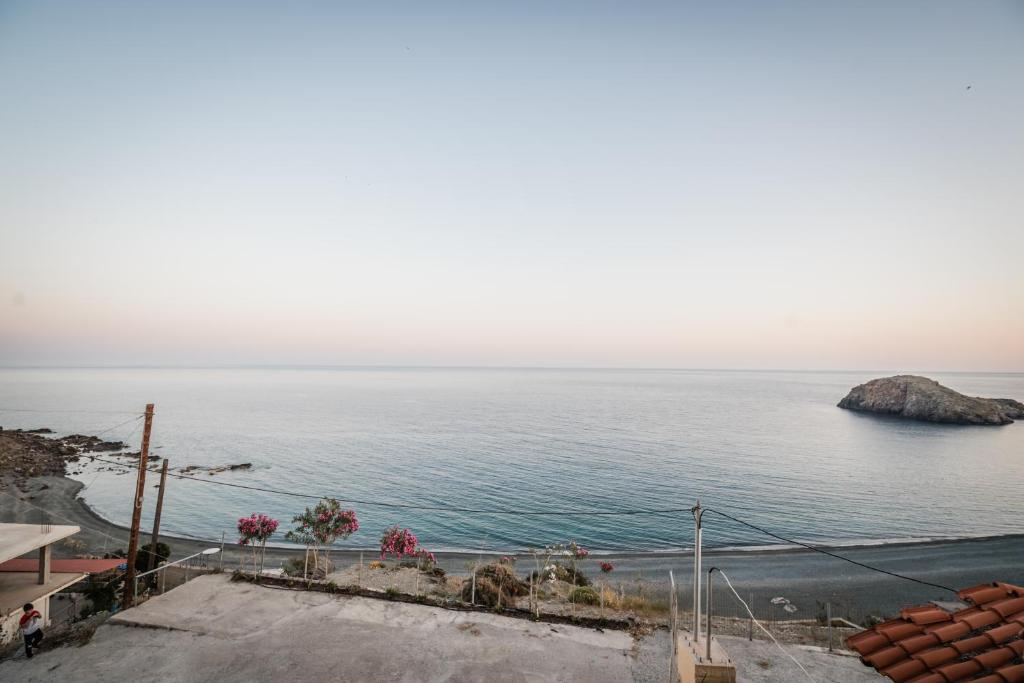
xmin=92 ymin=414 xmax=145 ymax=436
xmin=704 ymin=507 xmax=957 ymax=594
xmin=85 ymin=454 xmax=692 ymax=517
xmin=0 ymin=407 xmax=144 ymax=416
xmin=718 ymin=570 xmax=817 ymax=682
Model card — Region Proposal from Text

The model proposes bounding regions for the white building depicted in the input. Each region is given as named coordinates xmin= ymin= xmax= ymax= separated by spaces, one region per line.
xmin=0 ymin=523 xmax=87 ymax=644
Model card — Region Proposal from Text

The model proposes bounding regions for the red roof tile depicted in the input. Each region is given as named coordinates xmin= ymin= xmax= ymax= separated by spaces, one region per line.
xmin=0 ymin=558 xmax=125 ymax=573
xmin=847 ymin=581 xmax=1024 ymax=683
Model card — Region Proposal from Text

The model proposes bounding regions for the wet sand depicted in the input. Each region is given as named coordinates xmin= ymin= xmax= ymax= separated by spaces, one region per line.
xmin=2 ymin=474 xmax=1022 ymax=620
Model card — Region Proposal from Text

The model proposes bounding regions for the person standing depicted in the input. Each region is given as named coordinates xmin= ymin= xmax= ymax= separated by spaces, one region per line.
xmin=20 ymin=603 xmax=43 ymax=658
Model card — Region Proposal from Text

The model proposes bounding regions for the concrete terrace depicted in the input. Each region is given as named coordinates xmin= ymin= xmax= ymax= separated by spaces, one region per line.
xmin=0 ymin=572 xmax=885 ymax=682
xmin=0 ymin=574 xmax=669 ymax=682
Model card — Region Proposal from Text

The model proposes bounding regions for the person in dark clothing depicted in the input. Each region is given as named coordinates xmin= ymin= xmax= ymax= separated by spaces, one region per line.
xmin=20 ymin=602 xmax=44 ymax=658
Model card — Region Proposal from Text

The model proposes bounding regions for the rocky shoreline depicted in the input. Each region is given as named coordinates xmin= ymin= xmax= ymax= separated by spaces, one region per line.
xmin=0 ymin=427 xmax=129 ymax=490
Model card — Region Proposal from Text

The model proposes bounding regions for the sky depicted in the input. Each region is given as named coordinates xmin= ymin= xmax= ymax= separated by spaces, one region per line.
xmin=1 ymin=1 xmax=1022 ymax=370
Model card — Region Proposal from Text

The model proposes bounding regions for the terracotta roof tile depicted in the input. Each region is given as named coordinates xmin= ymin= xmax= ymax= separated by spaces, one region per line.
xmin=882 ymin=658 xmax=928 ymax=682
xmin=995 ymin=663 xmax=1024 ymax=682
xmin=958 ymin=609 xmax=1003 ymax=630
xmin=960 ymin=584 xmax=1013 ymax=605
xmin=913 ymin=646 xmax=959 ymax=668
xmin=903 ymin=606 xmax=954 ymax=625
xmin=991 ymin=599 xmax=1024 ymax=618
xmin=927 ymin=621 xmax=972 ymax=642
xmin=846 ymin=581 xmax=1024 ymax=683
xmin=951 ymin=634 xmax=997 ymax=655
xmin=905 ymin=673 xmax=946 ymax=683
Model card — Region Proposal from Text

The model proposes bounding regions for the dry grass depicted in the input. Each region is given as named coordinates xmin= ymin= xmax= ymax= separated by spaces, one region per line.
xmin=598 ymin=586 xmax=670 ymax=617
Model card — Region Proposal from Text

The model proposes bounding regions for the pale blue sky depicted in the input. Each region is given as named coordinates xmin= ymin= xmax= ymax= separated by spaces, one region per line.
xmin=1 ymin=1 xmax=1022 ymax=369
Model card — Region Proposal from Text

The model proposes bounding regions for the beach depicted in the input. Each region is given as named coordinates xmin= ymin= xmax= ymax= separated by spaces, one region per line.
xmin=4 ymin=473 xmax=1022 ymax=622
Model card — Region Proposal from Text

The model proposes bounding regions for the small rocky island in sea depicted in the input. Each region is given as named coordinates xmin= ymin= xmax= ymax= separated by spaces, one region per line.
xmin=838 ymin=375 xmax=1024 ymax=425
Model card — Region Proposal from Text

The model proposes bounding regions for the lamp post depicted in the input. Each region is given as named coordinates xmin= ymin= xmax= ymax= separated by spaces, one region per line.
xmin=706 ymin=566 xmax=719 ymax=661
xmin=692 ymin=501 xmax=704 ymax=639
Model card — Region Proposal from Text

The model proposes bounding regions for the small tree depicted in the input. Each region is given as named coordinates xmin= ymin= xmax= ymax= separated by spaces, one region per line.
xmin=285 ymin=499 xmax=358 ymax=578
xmin=237 ymin=513 xmax=279 ymax=575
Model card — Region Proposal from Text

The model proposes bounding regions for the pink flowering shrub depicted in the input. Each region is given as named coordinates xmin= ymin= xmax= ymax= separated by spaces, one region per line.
xmin=599 ymin=561 xmax=614 ymax=573
xmin=380 ymin=526 xmax=418 ymax=559
xmin=237 ymin=513 xmax=278 ymax=574
xmin=237 ymin=513 xmax=279 ymax=546
xmin=379 ymin=526 xmax=436 ymax=569
xmin=285 ymin=498 xmax=359 ymax=578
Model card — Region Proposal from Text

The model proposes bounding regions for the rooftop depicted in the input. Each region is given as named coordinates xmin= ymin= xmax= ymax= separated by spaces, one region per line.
xmin=0 ymin=571 xmax=86 ymax=615
xmin=0 ymin=573 xmax=669 ymax=681
xmin=847 ymin=581 xmax=1024 ymax=683
xmin=0 ymin=523 xmax=80 ymax=565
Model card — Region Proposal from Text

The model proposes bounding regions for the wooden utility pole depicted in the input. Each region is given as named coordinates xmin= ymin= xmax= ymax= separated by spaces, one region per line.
xmin=146 ymin=459 xmax=169 ymax=572
xmin=122 ymin=403 xmax=155 ymax=608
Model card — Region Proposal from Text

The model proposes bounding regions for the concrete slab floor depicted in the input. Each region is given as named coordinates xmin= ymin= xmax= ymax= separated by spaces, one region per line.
xmin=717 ymin=635 xmax=882 ymax=682
xmin=0 ymin=574 xmax=670 ymax=682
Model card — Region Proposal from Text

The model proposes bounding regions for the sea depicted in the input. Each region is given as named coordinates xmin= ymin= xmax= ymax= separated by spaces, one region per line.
xmin=1 ymin=368 xmax=1022 ymax=554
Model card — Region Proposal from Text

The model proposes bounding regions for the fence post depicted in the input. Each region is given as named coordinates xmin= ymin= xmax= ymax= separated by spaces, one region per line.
xmin=827 ymin=602 xmax=833 ymax=652
xmin=471 ymin=566 xmax=476 ymax=605
xmin=669 ymin=571 xmax=678 ymax=683
xmin=219 ymin=532 xmax=225 ymax=572
xmin=705 ymin=568 xmax=718 ymax=662
xmin=748 ymin=593 xmax=754 ymax=641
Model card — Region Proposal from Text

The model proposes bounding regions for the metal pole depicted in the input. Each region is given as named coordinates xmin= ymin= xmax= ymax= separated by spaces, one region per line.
xmin=122 ymin=403 xmax=155 ymax=608
xmin=146 ymin=459 xmax=169 ymax=572
xmin=219 ymin=532 xmax=225 ymax=572
xmin=748 ymin=592 xmax=754 ymax=641
xmin=691 ymin=501 xmax=703 ymax=639
xmin=827 ymin=602 xmax=833 ymax=652
xmin=706 ymin=567 xmax=717 ymax=661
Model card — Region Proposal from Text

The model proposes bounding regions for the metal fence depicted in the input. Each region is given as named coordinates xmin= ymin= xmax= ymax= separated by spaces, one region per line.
xmin=132 ymin=547 xmax=222 ymax=605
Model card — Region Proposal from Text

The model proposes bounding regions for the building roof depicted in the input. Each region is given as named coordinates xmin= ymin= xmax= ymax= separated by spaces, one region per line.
xmin=847 ymin=581 xmax=1024 ymax=683
xmin=0 ymin=571 xmax=87 ymax=615
xmin=0 ymin=558 xmax=125 ymax=574
xmin=0 ymin=523 xmax=80 ymax=565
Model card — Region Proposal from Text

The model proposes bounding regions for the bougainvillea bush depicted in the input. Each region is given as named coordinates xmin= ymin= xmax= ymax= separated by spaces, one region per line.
xmin=285 ymin=498 xmax=358 ymax=578
xmin=237 ymin=513 xmax=279 ymax=574
xmin=379 ymin=526 xmax=436 ymax=569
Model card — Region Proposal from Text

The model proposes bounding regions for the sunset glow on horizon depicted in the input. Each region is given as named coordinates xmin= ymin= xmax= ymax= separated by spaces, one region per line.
xmin=2 ymin=2 xmax=1022 ymax=371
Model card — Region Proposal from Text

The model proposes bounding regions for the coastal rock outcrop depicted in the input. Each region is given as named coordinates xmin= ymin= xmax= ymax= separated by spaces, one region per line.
xmin=838 ymin=375 xmax=1024 ymax=425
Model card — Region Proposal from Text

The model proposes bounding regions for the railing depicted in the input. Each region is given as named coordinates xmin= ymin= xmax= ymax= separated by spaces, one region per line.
xmin=132 ymin=547 xmax=221 ymax=604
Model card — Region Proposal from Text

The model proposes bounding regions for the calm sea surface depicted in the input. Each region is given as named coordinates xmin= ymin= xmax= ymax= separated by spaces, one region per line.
xmin=1 ymin=368 xmax=1022 ymax=553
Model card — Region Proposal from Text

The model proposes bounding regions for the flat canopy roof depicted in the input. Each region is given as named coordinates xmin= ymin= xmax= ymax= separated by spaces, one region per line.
xmin=0 ymin=523 xmax=80 ymax=565
xmin=0 ymin=571 xmax=87 ymax=615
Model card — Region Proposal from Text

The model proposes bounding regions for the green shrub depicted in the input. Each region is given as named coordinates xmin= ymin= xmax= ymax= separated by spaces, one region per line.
xmin=569 ymin=586 xmax=599 ymax=605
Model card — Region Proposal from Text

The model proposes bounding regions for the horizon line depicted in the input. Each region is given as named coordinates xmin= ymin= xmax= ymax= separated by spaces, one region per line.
xmin=1 ymin=364 xmax=1022 ymax=374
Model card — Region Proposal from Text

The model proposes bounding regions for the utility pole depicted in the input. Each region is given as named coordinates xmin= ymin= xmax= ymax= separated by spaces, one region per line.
xmin=122 ymin=403 xmax=154 ymax=608
xmin=692 ymin=500 xmax=703 ymax=640
xmin=146 ymin=459 xmax=169 ymax=572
